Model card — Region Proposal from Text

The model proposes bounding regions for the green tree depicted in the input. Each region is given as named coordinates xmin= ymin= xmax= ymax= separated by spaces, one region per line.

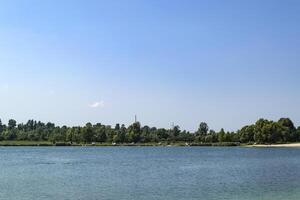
xmin=94 ymin=124 xmax=107 ymax=143
xmin=66 ymin=128 xmax=74 ymax=143
xmin=0 ymin=119 xmax=3 ymax=140
xmin=140 ymin=126 xmax=151 ymax=143
xmin=169 ymin=125 xmax=180 ymax=141
xmin=254 ymin=119 xmax=270 ymax=144
xmin=73 ymin=127 xmax=83 ymax=143
xmin=127 ymin=122 xmax=141 ymax=143
xmin=278 ymin=118 xmax=296 ymax=131
xmin=278 ymin=118 xmax=297 ymax=142
xmin=218 ymin=128 xmax=225 ymax=143
xmin=204 ymin=134 xmax=213 ymax=143
xmin=239 ymin=125 xmax=255 ymax=143
xmin=0 ymin=119 xmax=3 ymax=134
xmin=8 ymin=119 xmax=17 ymax=130
xmin=119 ymin=124 xmax=127 ymax=143
xmin=82 ymin=123 xmax=94 ymax=143
xmin=197 ymin=122 xmax=209 ymax=136
xmin=156 ymin=128 xmax=168 ymax=141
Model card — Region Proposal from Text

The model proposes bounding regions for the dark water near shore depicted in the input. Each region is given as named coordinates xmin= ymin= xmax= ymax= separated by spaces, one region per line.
xmin=1 ymin=147 xmax=300 ymax=200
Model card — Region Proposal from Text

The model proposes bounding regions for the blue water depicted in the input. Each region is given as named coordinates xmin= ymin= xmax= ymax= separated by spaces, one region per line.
xmin=0 ymin=147 xmax=300 ymax=200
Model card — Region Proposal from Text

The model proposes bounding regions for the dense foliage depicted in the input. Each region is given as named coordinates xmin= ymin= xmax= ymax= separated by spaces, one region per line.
xmin=0 ymin=118 xmax=299 ymax=144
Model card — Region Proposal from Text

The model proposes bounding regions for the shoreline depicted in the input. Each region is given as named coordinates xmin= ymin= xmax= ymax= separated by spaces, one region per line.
xmin=0 ymin=141 xmax=240 ymax=147
xmin=1 ymin=141 xmax=300 ymax=147
xmin=248 ymin=143 xmax=300 ymax=148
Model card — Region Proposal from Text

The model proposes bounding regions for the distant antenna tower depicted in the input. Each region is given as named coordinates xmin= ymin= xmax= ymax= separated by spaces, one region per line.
xmin=135 ymin=115 xmax=137 ymax=123
xmin=172 ymin=122 xmax=175 ymax=129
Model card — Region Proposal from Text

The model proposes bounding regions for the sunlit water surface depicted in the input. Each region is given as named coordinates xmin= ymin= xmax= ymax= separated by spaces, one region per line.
xmin=1 ymin=147 xmax=300 ymax=200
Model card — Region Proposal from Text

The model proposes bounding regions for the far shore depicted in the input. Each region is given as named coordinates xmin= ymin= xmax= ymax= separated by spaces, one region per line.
xmin=1 ymin=141 xmax=300 ymax=148
xmin=0 ymin=141 xmax=240 ymax=147
xmin=248 ymin=143 xmax=300 ymax=148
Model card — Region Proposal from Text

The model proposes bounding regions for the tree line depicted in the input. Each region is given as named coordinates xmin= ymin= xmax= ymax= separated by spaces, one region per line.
xmin=0 ymin=118 xmax=299 ymax=144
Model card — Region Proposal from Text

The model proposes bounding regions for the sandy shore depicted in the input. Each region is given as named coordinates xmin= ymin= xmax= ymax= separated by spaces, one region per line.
xmin=249 ymin=143 xmax=300 ymax=148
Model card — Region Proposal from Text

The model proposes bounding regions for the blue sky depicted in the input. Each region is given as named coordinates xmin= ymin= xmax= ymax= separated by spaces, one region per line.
xmin=0 ymin=0 xmax=299 ymax=131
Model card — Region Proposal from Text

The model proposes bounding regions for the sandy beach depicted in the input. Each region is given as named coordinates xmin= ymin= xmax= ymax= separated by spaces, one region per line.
xmin=249 ymin=143 xmax=300 ymax=148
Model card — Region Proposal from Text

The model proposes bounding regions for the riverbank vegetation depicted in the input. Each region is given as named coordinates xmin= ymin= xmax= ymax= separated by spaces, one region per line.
xmin=0 ymin=118 xmax=299 ymax=146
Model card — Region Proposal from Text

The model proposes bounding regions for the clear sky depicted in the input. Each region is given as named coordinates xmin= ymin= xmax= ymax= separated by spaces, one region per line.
xmin=0 ymin=0 xmax=299 ymax=132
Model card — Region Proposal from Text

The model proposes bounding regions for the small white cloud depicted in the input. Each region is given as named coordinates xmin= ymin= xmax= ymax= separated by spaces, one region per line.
xmin=89 ymin=100 xmax=105 ymax=108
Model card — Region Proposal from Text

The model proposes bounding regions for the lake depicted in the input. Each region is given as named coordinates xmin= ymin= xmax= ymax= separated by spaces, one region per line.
xmin=0 ymin=147 xmax=300 ymax=200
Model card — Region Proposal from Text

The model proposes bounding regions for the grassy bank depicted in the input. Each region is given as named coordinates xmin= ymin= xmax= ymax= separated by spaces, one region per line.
xmin=0 ymin=140 xmax=53 ymax=146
